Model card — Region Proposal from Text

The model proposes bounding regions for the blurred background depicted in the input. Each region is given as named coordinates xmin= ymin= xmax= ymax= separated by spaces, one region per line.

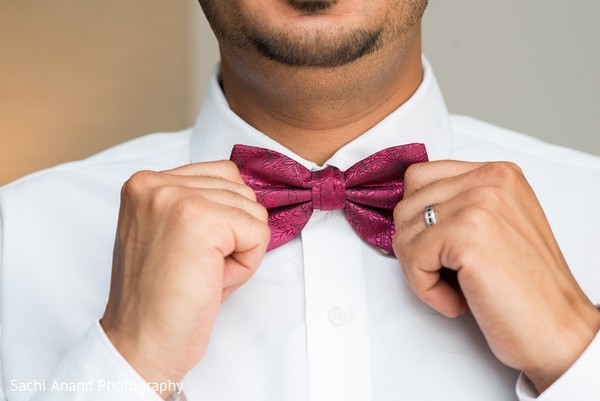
xmin=1 ymin=1 xmax=599 ymax=185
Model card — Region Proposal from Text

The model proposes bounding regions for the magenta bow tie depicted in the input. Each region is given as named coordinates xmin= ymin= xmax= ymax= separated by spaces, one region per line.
xmin=230 ymin=143 xmax=428 ymax=254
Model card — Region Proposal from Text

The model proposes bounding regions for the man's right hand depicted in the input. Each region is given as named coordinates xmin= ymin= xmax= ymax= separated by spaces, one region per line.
xmin=100 ymin=161 xmax=270 ymax=399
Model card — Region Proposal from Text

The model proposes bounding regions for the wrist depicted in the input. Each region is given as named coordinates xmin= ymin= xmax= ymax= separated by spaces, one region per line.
xmin=100 ymin=319 xmax=187 ymax=400
xmin=524 ymin=304 xmax=600 ymax=393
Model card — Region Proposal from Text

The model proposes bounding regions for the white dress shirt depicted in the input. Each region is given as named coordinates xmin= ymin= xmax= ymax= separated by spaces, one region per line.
xmin=1 ymin=57 xmax=599 ymax=401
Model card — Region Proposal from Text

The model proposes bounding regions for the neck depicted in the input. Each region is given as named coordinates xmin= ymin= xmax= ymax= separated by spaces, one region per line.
xmin=220 ymin=27 xmax=423 ymax=165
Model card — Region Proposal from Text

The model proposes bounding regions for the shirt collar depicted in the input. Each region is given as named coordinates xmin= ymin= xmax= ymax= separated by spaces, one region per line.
xmin=190 ymin=56 xmax=454 ymax=170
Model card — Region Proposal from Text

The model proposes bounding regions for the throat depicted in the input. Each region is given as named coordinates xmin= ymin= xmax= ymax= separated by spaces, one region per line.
xmin=223 ymin=73 xmax=422 ymax=165
xmin=246 ymin=107 xmax=394 ymax=166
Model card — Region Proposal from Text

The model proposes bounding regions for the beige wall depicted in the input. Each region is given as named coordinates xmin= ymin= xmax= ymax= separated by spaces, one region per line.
xmin=1 ymin=2 xmax=599 ymax=185
xmin=0 ymin=0 xmax=218 ymax=185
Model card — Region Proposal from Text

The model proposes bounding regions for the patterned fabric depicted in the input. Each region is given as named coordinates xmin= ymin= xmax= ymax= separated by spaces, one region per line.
xmin=230 ymin=143 xmax=428 ymax=254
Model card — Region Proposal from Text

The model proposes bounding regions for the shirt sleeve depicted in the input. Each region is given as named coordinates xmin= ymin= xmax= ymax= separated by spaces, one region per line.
xmin=22 ymin=322 xmax=168 ymax=401
xmin=0 ymin=184 xmax=187 ymax=401
xmin=516 ymin=330 xmax=600 ymax=401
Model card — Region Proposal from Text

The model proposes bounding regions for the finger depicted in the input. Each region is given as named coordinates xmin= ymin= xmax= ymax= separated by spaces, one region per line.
xmin=222 ymin=257 xmax=254 ymax=294
xmin=395 ymin=172 xmax=475 ymax=236
xmin=398 ymin=247 xmax=467 ymax=318
xmin=190 ymin=187 xmax=268 ymax=223
xmin=214 ymin=204 xmax=271 ymax=272
xmin=396 ymin=186 xmax=500 ymax=244
xmin=395 ymin=193 xmax=490 ymax=317
xmin=229 ymin=215 xmax=271 ymax=271
xmin=397 ymin=218 xmax=470 ymax=318
xmin=395 ymin=185 xmax=519 ymax=269
xmin=395 ymin=202 xmax=446 ymax=248
xmin=397 ymin=162 xmax=525 ymax=226
xmin=153 ymin=173 xmax=258 ymax=201
xmin=123 ymin=167 xmax=253 ymax=205
xmin=397 ymin=192 xmax=526 ymax=317
xmin=162 ymin=160 xmax=245 ymax=184
xmin=194 ymin=199 xmax=269 ymax=277
xmin=404 ymin=160 xmax=486 ymax=196
xmin=222 ymin=284 xmax=242 ymax=302
xmin=398 ymin=164 xmax=490 ymax=227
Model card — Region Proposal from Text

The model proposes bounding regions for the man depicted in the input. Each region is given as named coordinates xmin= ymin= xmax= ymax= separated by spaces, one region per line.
xmin=0 ymin=0 xmax=599 ymax=400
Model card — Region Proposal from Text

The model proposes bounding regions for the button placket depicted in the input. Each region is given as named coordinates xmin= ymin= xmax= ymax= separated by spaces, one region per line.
xmin=301 ymin=210 xmax=374 ymax=401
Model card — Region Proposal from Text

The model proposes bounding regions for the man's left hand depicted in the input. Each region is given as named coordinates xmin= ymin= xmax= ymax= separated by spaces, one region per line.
xmin=393 ymin=161 xmax=600 ymax=393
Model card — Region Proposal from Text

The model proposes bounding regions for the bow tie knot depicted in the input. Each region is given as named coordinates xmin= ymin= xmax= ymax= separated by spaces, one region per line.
xmin=312 ymin=167 xmax=346 ymax=211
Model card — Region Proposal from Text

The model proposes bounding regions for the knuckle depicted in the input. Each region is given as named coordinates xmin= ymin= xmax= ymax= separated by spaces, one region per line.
xmin=393 ymin=199 xmax=409 ymax=223
xmin=451 ymin=245 xmax=476 ymax=271
xmin=130 ymin=170 xmax=157 ymax=185
xmin=403 ymin=163 xmax=423 ymax=188
xmin=469 ymin=186 xmax=503 ymax=208
xmin=257 ymin=204 xmax=269 ymax=223
xmin=392 ymin=237 xmax=408 ymax=261
xmin=392 ymin=229 xmax=414 ymax=261
xmin=170 ymin=197 xmax=206 ymax=223
xmin=259 ymin=223 xmax=272 ymax=246
xmin=226 ymin=189 xmax=252 ymax=211
xmin=457 ymin=206 xmax=495 ymax=232
xmin=482 ymin=162 xmax=523 ymax=186
xmin=240 ymin=185 xmax=257 ymax=201
xmin=219 ymin=160 xmax=242 ymax=178
xmin=146 ymin=185 xmax=176 ymax=211
xmin=391 ymin=233 xmax=403 ymax=256
xmin=393 ymin=216 xmax=414 ymax=245
xmin=501 ymin=161 xmax=524 ymax=175
xmin=121 ymin=170 xmax=157 ymax=198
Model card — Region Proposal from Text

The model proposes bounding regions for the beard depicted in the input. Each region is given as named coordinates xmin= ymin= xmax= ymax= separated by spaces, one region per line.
xmin=199 ymin=0 xmax=428 ymax=68
xmin=249 ymin=26 xmax=383 ymax=68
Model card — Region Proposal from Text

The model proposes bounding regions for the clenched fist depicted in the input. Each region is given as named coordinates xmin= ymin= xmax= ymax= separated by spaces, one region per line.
xmin=393 ymin=161 xmax=600 ymax=394
xmin=101 ymin=161 xmax=270 ymax=399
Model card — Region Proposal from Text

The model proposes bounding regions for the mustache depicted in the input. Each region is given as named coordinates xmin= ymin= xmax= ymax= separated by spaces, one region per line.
xmin=286 ymin=0 xmax=339 ymax=13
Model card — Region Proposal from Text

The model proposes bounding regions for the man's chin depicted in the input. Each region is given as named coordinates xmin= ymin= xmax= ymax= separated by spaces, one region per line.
xmin=249 ymin=27 xmax=382 ymax=68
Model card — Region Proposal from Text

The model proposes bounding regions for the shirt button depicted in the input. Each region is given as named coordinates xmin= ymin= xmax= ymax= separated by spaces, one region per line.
xmin=328 ymin=306 xmax=348 ymax=327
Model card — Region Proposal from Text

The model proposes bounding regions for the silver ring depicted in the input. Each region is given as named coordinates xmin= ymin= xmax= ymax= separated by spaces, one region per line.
xmin=424 ymin=204 xmax=437 ymax=227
